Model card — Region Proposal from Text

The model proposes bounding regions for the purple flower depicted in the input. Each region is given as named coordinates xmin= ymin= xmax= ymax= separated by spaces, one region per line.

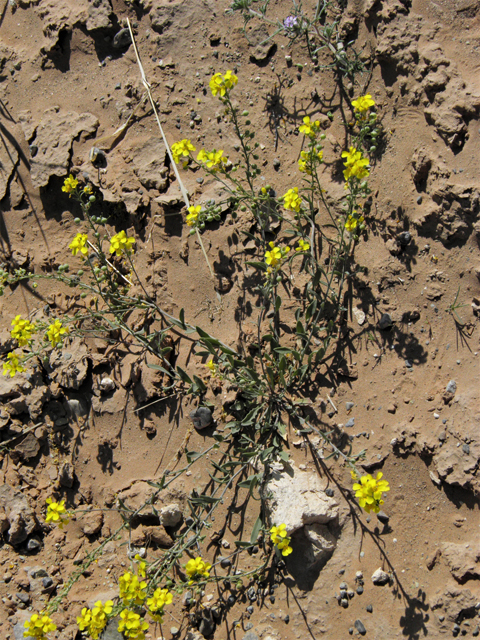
xmin=283 ymin=16 xmax=298 ymax=30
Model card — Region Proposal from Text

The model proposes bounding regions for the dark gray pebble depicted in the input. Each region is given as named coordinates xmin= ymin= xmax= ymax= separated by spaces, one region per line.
xmin=113 ymin=28 xmax=132 ymax=49
xmin=356 ymin=586 xmax=364 ymax=595
xmin=284 ymin=615 xmax=290 ymax=623
xmin=325 ymin=488 xmax=334 ymax=497
xmin=246 ymin=606 xmax=254 ymax=614
xmin=377 ymin=511 xmax=389 ymax=524
xmin=366 ymin=604 xmax=373 ymax=613
xmin=227 ymin=595 xmax=236 ymax=606
xmin=378 ymin=313 xmax=393 ymax=330
xmin=345 ymin=418 xmax=355 ymax=428
xmin=42 ymin=577 xmax=53 ymax=589
xmin=398 ymin=231 xmax=412 ymax=246
xmin=355 ymin=619 xmax=367 ymax=635
xmin=190 ymin=406 xmax=213 ymax=429
xmin=340 ymin=598 xmax=348 ymax=608
xmin=16 ymin=592 xmax=30 ymax=604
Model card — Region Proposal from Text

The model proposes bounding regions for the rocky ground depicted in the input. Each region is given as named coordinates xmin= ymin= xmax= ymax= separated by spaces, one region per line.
xmin=0 ymin=0 xmax=479 ymax=639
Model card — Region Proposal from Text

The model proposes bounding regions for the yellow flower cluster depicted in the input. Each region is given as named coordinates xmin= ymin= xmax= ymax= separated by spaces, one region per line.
xmin=209 ymin=70 xmax=238 ymax=98
xmin=345 ymin=214 xmax=364 ymax=233
xmin=197 ymin=149 xmax=228 ymax=170
xmin=296 ymin=239 xmax=310 ymax=252
xmin=352 ymin=471 xmax=390 ymax=514
xmin=185 ymin=556 xmax=211 ymax=584
xmin=186 ymin=204 xmax=201 ymax=227
xmin=270 ymin=523 xmax=293 ymax=556
xmin=109 ymin=230 xmax=135 ymax=256
xmin=62 ymin=174 xmax=78 ymax=195
xmin=69 ymin=233 xmax=89 ymax=257
xmin=351 ymin=94 xmax=375 ymax=114
xmin=77 ymin=600 xmax=113 ymax=640
xmin=3 ymin=352 xmax=24 ymax=377
xmin=341 ymin=147 xmax=370 ymax=182
xmin=24 ymin=613 xmax=56 ymax=639
xmin=146 ymin=587 xmax=173 ymax=623
xmin=47 ymin=320 xmax=69 ymax=348
xmin=118 ymin=609 xmax=149 ymax=640
xmin=283 ymin=187 xmax=302 ymax=213
xmin=171 ymin=138 xmax=196 ymax=163
xmin=11 ymin=314 xmax=36 ymax=346
xmin=119 ymin=572 xmax=147 ymax=605
xmin=299 ymin=116 xmax=321 ymax=137
xmin=45 ymin=498 xmax=71 ymax=529
xmin=264 ymin=241 xmax=290 ymax=271
xmin=298 ymin=149 xmax=323 ymax=174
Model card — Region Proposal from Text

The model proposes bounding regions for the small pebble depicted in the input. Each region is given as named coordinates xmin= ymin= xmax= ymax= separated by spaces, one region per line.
xmin=340 ymin=598 xmax=349 ymax=608
xmin=339 ymin=582 xmax=347 ymax=590
xmin=345 ymin=418 xmax=355 ymax=428
xmin=325 ymin=488 xmax=334 ymax=497
xmin=246 ymin=606 xmax=254 ymax=614
xmin=170 ymin=627 xmax=179 ymax=636
xmin=462 ymin=444 xmax=470 ymax=455
xmin=346 ymin=402 xmax=354 ymax=410
xmin=417 ymin=195 xmax=423 ymax=204
xmin=354 ymin=619 xmax=367 ymax=635
xmin=227 ymin=595 xmax=236 ymax=606
xmin=366 ymin=604 xmax=373 ymax=613
xmin=284 ymin=615 xmax=290 ymax=623
xmin=356 ymin=586 xmax=364 ymax=595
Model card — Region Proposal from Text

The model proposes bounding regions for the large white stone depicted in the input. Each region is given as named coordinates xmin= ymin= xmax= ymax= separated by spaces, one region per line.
xmin=263 ymin=463 xmax=339 ymax=535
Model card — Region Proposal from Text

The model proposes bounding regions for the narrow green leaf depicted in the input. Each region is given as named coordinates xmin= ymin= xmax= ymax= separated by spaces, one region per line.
xmin=250 ymin=515 xmax=263 ymax=543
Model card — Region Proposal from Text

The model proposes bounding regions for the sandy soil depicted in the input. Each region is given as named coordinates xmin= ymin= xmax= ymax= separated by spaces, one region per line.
xmin=0 ymin=0 xmax=479 ymax=639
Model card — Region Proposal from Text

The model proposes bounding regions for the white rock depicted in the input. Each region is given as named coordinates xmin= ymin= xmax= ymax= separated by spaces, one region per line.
xmin=160 ymin=503 xmax=183 ymax=527
xmin=371 ymin=568 xmax=390 ymax=585
xmin=263 ymin=463 xmax=338 ymax=535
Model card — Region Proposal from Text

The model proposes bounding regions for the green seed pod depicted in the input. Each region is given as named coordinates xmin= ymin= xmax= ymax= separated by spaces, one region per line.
xmin=80 ymin=292 xmax=87 ymax=299
xmin=242 ymin=110 xmax=249 ymax=116
xmin=89 ymin=195 xmax=96 ymax=203
xmin=370 ymin=145 xmax=376 ymax=153
xmin=245 ymin=120 xmax=251 ymax=126
xmin=74 ymin=217 xmax=81 ymax=224
xmin=101 ymin=265 xmax=108 ymax=272
xmin=94 ymin=232 xmax=100 ymax=238
xmin=320 ymin=133 xmax=326 ymax=140
xmin=77 ymin=270 xmax=84 ymax=276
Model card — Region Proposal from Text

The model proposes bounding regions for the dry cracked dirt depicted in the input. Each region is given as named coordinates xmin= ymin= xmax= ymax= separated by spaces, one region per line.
xmin=0 ymin=0 xmax=479 ymax=639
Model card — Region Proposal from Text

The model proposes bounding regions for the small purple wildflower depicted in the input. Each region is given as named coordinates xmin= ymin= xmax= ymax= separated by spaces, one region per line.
xmin=283 ymin=16 xmax=298 ymax=30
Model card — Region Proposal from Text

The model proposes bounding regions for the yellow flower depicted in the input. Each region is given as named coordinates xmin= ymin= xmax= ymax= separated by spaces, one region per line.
xmin=345 ymin=213 xmax=365 ymax=233
xmin=186 ymin=205 xmax=201 ymax=227
xmin=185 ymin=556 xmax=211 ymax=583
xmin=352 ymin=472 xmax=390 ymax=514
xmin=83 ymin=184 xmax=93 ymax=195
xmin=109 ymin=230 xmax=135 ymax=256
xmin=283 ymin=187 xmax=302 ymax=213
xmin=24 ymin=613 xmax=56 ymax=639
xmin=69 ymin=233 xmax=89 ymax=257
xmin=171 ymin=139 xmax=196 ymax=164
xmin=299 ymin=116 xmax=321 ymax=137
xmin=197 ymin=148 xmax=227 ymax=169
xmin=134 ymin=553 xmax=147 ymax=578
xmin=205 ymin=360 xmax=217 ymax=376
xmin=351 ymin=94 xmax=375 ymax=114
xmin=46 ymin=320 xmax=69 ymax=347
xmin=45 ymin=498 xmax=71 ymax=529
xmin=298 ymin=149 xmax=323 ymax=174
xmin=11 ymin=315 xmax=36 ymax=346
xmin=118 ymin=609 xmax=149 ymax=640
xmin=341 ymin=147 xmax=370 ymax=182
xmin=119 ymin=572 xmax=147 ymax=605
xmin=62 ymin=174 xmax=78 ymax=195
xmin=147 ymin=587 xmax=173 ymax=622
xmin=270 ymin=523 xmax=293 ymax=556
xmin=296 ymin=239 xmax=310 ymax=252
xmin=264 ymin=241 xmax=290 ymax=271
xmin=209 ymin=70 xmax=238 ymax=98
xmin=77 ymin=601 xmax=113 ymax=640
xmin=3 ymin=352 xmax=25 ymax=377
